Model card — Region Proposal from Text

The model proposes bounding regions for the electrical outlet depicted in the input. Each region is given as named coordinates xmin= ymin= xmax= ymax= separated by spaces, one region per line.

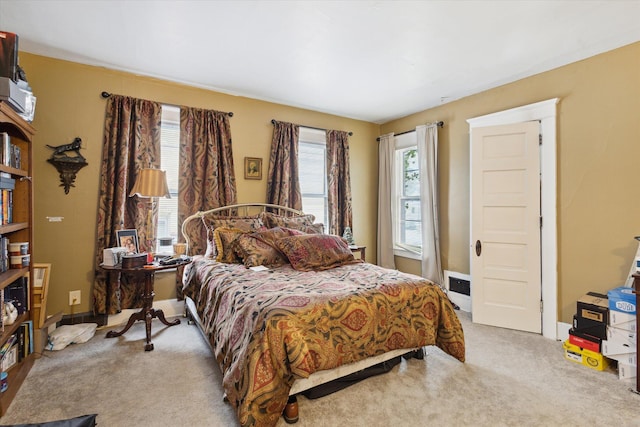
xmin=69 ymin=290 xmax=81 ymax=306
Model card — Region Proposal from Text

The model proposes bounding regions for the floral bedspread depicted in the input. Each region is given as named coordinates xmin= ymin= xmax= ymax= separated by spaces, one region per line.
xmin=183 ymin=256 xmax=465 ymax=427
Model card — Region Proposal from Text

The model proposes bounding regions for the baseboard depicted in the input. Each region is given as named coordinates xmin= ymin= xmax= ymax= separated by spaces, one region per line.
xmin=107 ymin=298 xmax=184 ymax=327
xmin=557 ymin=321 xmax=571 ymax=342
xmin=60 ymin=312 xmax=108 ymax=326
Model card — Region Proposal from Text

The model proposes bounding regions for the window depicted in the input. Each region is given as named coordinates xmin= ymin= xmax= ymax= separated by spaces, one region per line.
xmin=156 ymin=105 xmax=180 ymax=253
xmin=298 ymin=127 xmax=327 ymax=228
xmin=394 ymin=132 xmax=422 ymax=255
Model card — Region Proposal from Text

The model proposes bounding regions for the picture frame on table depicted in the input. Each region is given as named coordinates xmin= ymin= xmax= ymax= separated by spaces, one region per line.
xmin=244 ymin=157 xmax=262 ymax=180
xmin=116 ymin=229 xmax=139 ymax=254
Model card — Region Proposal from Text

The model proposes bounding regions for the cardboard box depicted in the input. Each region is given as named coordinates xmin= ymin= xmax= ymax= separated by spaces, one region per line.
xmin=578 ymin=292 xmax=609 ymax=322
xmin=601 ymin=344 xmax=636 ymax=366
xmin=569 ymin=328 xmax=602 ymax=353
xmin=609 ymin=310 xmax=636 ymax=332
xmin=33 ymin=311 xmax=63 ymax=359
xmin=618 ymin=362 xmax=637 ymax=380
xmin=608 ymin=286 xmax=636 ymax=315
xmin=573 ymin=314 xmax=607 ymax=340
xmin=602 ymin=327 xmax=636 ymax=357
xmin=563 ymin=340 xmax=609 ymax=371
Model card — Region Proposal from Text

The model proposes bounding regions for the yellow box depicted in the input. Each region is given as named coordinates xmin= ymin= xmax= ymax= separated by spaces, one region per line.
xmin=563 ymin=339 xmax=609 ymax=371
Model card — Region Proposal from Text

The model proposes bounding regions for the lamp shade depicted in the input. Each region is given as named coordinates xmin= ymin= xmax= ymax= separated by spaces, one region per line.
xmin=129 ymin=168 xmax=170 ymax=198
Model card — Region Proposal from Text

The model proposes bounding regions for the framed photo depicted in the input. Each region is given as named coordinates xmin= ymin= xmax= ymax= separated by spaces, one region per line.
xmin=33 ymin=263 xmax=51 ymax=329
xmin=244 ymin=157 xmax=262 ymax=180
xmin=116 ymin=229 xmax=139 ymax=254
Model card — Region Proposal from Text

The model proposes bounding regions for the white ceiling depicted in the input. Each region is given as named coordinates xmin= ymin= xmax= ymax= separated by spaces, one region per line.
xmin=1 ymin=0 xmax=639 ymax=124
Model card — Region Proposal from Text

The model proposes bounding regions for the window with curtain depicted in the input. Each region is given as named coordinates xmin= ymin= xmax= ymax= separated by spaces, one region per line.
xmin=394 ymin=132 xmax=422 ymax=256
xmin=156 ymin=105 xmax=180 ymax=251
xmin=299 ymin=127 xmax=328 ymax=227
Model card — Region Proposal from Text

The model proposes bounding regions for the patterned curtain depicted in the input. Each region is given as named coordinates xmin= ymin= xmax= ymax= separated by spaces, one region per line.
xmin=93 ymin=95 xmax=162 ymax=315
xmin=326 ymin=130 xmax=353 ymax=236
xmin=177 ymin=106 xmax=236 ymax=256
xmin=266 ymin=121 xmax=302 ymax=210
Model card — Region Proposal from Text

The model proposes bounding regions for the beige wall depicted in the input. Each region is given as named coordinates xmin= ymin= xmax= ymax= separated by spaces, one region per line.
xmin=381 ymin=41 xmax=640 ymax=323
xmin=20 ymin=53 xmax=379 ymax=317
xmin=23 ymin=41 xmax=640 ymax=324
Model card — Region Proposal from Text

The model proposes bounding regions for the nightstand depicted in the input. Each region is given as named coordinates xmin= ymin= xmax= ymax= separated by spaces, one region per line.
xmin=349 ymin=245 xmax=366 ymax=262
xmin=101 ymin=260 xmax=191 ymax=351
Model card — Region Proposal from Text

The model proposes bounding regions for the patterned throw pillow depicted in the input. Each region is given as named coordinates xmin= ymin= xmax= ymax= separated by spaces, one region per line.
xmin=259 ymin=211 xmax=316 ymax=231
xmin=276 ymin=234 xmax=360 ymax=271
xmin=213 ymin=227 xmax=246 ymax=263
xmin=201 ymin=215 xmax=264 ymax=258
xmin=234 ymin=227 xmax=304 ymax=267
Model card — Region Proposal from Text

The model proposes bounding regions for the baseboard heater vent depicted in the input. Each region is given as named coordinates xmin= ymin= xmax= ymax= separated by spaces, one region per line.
xmin=444 ymin=270 xmax=471 ymax=312
xmin=449 ymin=277 xmax=470 ymax=296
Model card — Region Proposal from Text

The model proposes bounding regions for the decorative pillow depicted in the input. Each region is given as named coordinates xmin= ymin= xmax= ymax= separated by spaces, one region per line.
xmin=297 ymin=223 xmax=324 ymax=234
xmin=201 ymin=215 xmax=264 ymax=258
xmin=276 ymin=234 xmax=360 ymax=271
xmin=251 ymin=226 xmax=304 ymax=248
xmin=235 ymin=234 xmax=287 ymax=268
xmin=213 ymin=227 xmax=247 ymax=263
xmin=259 ymin=211 xmax=315 ymax=230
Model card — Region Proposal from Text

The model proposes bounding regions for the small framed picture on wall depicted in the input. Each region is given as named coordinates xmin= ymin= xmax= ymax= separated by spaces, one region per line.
xmin=244 ymin=157 xmax=262 ymax=180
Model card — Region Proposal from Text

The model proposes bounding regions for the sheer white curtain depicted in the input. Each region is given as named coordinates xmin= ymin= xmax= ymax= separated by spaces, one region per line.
xmin=416 ymin=124 xmax=443 ymax=285
xmin=377 ymin=133 xmax=396 ymax=269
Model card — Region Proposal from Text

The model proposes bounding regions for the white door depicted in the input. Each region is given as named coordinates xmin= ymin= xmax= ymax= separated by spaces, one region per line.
xmin=471 ymin=121 xmax=541 ymax=333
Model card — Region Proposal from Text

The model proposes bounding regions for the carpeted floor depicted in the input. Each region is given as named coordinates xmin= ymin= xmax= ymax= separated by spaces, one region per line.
xmin=1 ymin=310 xmax=638 ymax=427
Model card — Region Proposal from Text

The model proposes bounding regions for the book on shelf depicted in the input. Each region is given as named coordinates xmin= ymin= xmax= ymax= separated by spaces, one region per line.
xmin=0 ymin=175 xmax=14 ymax=190
xmin=0 ymin=132 xmax=21 ymax=169
xmin=0 ymin=333 xmax=16 ymax=358
xmin=1 ymin=344 xmax=17 ymax=371
xmin=0 ymin=237 xmax=8 ymax=273
xmin=0 ymin=188 xmax=13 ymax=224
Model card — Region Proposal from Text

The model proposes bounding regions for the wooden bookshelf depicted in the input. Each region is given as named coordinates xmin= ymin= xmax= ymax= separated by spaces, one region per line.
xmin=0 ymin=101 xmax=34 ymax=416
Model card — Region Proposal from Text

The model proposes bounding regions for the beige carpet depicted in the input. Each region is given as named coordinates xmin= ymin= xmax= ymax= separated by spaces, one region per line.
xmin=1 ymin=311 xmax=638 ymax=427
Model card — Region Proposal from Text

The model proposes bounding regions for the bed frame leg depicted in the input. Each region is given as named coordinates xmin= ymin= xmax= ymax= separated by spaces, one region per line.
xmin=283 ymin=395 xmax=299 ymax=424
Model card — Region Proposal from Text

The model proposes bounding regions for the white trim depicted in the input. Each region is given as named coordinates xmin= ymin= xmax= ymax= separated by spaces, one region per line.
xmin=467 ymin=98 xmax=559 ymax=340
xmin=393 ymin=248 xmax=421 ymax=260
xmin=557 ymin=321 xmax=572 ymax=342
xmin=107 ymin=298 xmax=183 ymax=327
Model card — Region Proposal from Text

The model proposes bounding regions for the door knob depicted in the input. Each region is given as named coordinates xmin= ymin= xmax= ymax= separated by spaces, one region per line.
xmin=475 ymin=240 xmax=482 ymax=256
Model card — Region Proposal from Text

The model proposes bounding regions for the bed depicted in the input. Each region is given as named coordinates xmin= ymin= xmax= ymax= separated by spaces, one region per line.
xmin=180 ymin=203 xmax=465 ymax=427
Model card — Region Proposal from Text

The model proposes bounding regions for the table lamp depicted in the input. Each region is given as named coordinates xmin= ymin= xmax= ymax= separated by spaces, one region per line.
xmin=129 ymin=168 xmax=170 ymax=262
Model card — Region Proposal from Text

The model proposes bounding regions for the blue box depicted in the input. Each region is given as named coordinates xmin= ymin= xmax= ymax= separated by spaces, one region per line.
xmin=608 ymin=286 xmax=637 ymax=315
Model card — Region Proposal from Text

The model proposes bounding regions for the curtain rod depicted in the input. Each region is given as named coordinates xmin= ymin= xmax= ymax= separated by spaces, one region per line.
xmin=100 ymin=91 xmax=234 ymax=117
xmin=270 ymin=119 xmax=353 ymax=136
xmin=376 ymin=121 xmax=444 ymax=141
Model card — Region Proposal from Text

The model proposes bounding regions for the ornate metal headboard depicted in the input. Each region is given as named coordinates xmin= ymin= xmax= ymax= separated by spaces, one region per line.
xmin=180 ymin=203 xmax=304 ymax=256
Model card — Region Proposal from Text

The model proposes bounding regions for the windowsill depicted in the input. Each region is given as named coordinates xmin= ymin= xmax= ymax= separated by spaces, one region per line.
xmin=393 ymin=248 xmax=421 ymax=261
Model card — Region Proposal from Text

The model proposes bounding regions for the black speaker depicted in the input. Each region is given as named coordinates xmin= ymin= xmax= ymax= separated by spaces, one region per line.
xmin=0 ymin=31 xmax=18 ymax=82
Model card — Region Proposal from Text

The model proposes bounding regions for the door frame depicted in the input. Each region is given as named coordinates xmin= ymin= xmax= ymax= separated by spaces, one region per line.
xmin=467 ymin=98 xmax=559 ymax=339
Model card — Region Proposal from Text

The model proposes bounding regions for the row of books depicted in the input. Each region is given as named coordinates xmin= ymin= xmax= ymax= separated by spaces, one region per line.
xmin=0 ymin=189 xmax=13 ymax=226
xmin=0 ymin=321 xmax=32 ymax=372
xmin=0 ymin=133 xmax=22 ymax=170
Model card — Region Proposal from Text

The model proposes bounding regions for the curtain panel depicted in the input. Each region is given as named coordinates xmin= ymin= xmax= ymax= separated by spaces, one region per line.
xmin=177 ymin=106 xmax=237 ymax=256
xmin=416 ymin=124 xmax=443 ymax=285
xmin=377 ymin=133 xmax=396 ymax=269
xmin=93 ymin=95 xmax=162 ymax=315
xmin=266 ymin=121 xmax=302 ymax=210
xmin=326 ymin=130 xmax=353 ymax=236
